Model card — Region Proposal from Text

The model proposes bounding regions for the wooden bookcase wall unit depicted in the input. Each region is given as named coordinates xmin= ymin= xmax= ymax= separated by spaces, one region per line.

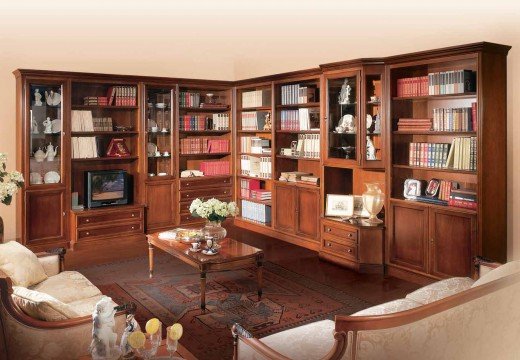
xmin=385 ymin=43 xmax=510 ymax=283
xmin=177 ymin=83 xmax=233 ymax=227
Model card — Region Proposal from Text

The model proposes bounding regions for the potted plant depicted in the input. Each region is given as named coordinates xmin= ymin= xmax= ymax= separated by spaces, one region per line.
xmin=189 ymin=198 xmax=239 ymax=241
xmin=0 ymin=153 xmax=24 ymax=242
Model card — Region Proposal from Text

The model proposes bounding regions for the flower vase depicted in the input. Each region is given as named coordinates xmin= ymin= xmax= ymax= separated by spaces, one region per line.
xmin=362 ymin=183 xmax=384 ymax=224
xmin=202 ymin=220 xmax=227 ymax=243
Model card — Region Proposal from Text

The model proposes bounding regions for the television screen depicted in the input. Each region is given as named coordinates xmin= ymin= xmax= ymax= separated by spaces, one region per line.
xmin=91 ymin=172 xmax=125 ymax=201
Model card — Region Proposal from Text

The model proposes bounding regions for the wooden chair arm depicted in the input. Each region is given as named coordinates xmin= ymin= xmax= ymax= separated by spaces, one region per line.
xmin=474 ymin=256 xmax=502 ymax=279
xmin=35 ymin=247 xmax=66 ymax=272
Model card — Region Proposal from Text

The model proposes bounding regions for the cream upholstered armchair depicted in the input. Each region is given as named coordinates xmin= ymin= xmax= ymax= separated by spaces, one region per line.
xmin=232 ymin=258 xmax=520 ymax=360
xmin=0 ymin=241 xmax=127 ymax=360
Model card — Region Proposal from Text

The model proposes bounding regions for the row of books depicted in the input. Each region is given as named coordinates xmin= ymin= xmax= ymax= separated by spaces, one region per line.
xmin=240 ymin=200 xmax=271 ymax=224
xmin=241 ymin=111 xmax=269 ymax=130
xmin=240 ymin=137 xmax=270 ymax=154
xmin=293 ymin=134 xmax=320 ymax=159
xmin=396 ymin=76 xmax=428 ymax=97
xmin=445 ymin=137 xmax=477 ymax=171
xmin=179 ymin=92 xmax=201 ymax=108
xmin=83 ymin=96 xmax=108 ymax=106
xmin=398 ymin=118 xmax=432 ymax=132
xmin=242 ymin=89 xmax=271 ymax=108
xmin=408 ymin=142 xmax=450 ymax=168
xmin=432 ymin=104 xmax=477 ymax=132
xmin=280 ymin=109 xmax=319 ymax=131
xmin=180 ymin=138 xmax=230 ymax=154
xmin=71 ymin=111 xmax=95 ymax=132
xmin=71 ymin=137 xmax=98 ymax=159
xmin=107 ymin=86 xmax=137 ymax=106
xmin=428 ymin=70 xmax=476 ymax=95
xmin=179 ymin=114 xmax=230 ymax=131
xmin=448 ymin=188 xmax=477 ymax=210
xmin=240 ymin=179 xmax=263 ymax=199
xmin=240 ymin=155 xmax=272 ymax=179
xmin=199 ymin=160 xmax=230 ymax=176
xmin=280 ymin=84 xmax=317 ymax=105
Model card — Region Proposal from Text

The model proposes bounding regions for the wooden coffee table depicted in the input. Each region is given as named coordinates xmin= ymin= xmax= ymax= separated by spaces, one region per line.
xmin=147 ymin=233 xmax=264 ymax=310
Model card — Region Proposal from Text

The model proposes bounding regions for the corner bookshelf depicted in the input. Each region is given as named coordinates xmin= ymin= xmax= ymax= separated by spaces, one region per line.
xmin=234 ymin=82 xmax=274 ymax=228
xmin=386 ymin=44 xmax=510 ymax=282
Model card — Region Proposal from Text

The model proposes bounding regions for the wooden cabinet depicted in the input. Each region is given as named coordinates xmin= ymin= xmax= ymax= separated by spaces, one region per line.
xmin=274 ymin=182 xmax=319 ymax=242
xmin=388 ymin=200 xmax=477 ymax=280
xmin=320 ymin=218 xmax=384 ymax=273
xmin=145 ymin=180 xmax=176 ymax=232
xmin=24 ymin=188 xmax=66 ymax=250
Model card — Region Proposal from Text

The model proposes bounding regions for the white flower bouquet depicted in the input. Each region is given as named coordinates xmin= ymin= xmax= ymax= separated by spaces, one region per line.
xmin=0 ymin=153 xmax=24 ymax=206
xmin=189 ymin=198 xmax=239 ymax=222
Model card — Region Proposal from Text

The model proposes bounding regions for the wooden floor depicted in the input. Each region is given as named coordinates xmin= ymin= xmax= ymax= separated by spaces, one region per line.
xmin=68 ymin=224 xmax=419 ymax=305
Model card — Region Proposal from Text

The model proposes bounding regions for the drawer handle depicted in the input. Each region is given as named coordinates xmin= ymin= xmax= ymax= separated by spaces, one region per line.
xmin=85 ymin=219 xmax=90 ymax=223
xmin=223 ymin=191 xmax=228 ymax=194
xmin=85 ymin=231 xmax=90 ymax=236
xmin=326 ymin=228 xmax=331 ymax=232
xmin=347 ymin=233 xmax=352 ymax=238
xmin=131 ymin=213 xmax=135 ymax=217
xmin=347 ymin=249 xmax=352 ymax=253
xmin=185 ymin=194 xmax=189 ymax=197
xmin=186 ymin=183 xmax=190 ymax=186
xmin=327 ymin=242 xmax=332 ymax=247
xmin=131 ymin=226 xmax=135 ymax=230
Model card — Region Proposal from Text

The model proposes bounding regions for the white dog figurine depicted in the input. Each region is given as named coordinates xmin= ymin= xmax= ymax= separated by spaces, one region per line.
xmin=89 ymin=296 xmax=120 ymax=359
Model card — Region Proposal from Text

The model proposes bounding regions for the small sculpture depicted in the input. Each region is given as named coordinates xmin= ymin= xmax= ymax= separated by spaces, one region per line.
xmin=31 ymin=119 xmax=39 ymax=134
xmin=34 ymin=89 xmax=43 ymax=106
xmin=366 ymin=114 xmax=373 ymax=132
xmin=33 ymin=148 xmax=47 ymax=162
xmin=374 ymin=113 xmax=381 ymax=134
xmin=366 ymin=136 xmax=377 ymax=160
xmin=89 ymin=296 xmax=121 ymax=360
xmin=45 ymin=90 xmax=61 ymax=106
xmin=338 ymin=79 xmax=352 ymax=105
xmin=45 ymin=143 xmax=58 ymax=162
xmin=263 ymin=112 xmax=272 ymax=131
xmin=120 ymin=313 xmax=141 ymax=357
xmin=337 ymin=114 xmax=356 ymax=133
xmin=43 ymin=117 xmax=53 ymax=134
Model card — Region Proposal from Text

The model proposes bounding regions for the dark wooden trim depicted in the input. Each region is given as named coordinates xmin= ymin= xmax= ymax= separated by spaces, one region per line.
xmin=234 ymin=68 xmax=322 ymax=87
xmin=35 ymin=247 xmax=66 ymax=271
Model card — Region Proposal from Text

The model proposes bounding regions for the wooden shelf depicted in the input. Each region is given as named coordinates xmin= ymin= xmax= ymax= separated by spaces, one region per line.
xmin=234 ymin=216 xmax=272 ymax=228
xmin=392 ymin=164 xmax=476 ymax=175
xmin=238 ymin=106 xmax=272 ymax=111
xmin=238 ymin=196 xmax=272 ymax=206
xmin=393 ymin=131 xmax=477 ymax=136
xmin=391 ymin=197 xmax=476 ymax=215
xmin=72 ymin=105 xmax=138 ymax=110
xmin=276 ymin=155 xmax=320 ymax=162
xmin=239 ymin=152 xmax=272 ymax=156
xmin=237 ymin=174 xmax=272 ymax=181
xmin=273 ymin=179 xmax=320 ymax=189
xmin=276 ymin=130 xmax=320 ymax=134
xmin=179 ymin=130 xmax=230 ymax=134
xmin=179 ymin=106 xmax=230 ymax=112
xmin=179 ymin=152 xmax=231 ymax=157
xmin=276 ymin=102 xmax=320 ymax=109
xmin=71 ymin=131 xmax=138 ymax=136
xmin=237 ymin=130 xmax=272 ymax=134
xmin=392 ymin=93 xmax=476 ymax=101
xmin=71 ymin=156 xmax=138 ymax=162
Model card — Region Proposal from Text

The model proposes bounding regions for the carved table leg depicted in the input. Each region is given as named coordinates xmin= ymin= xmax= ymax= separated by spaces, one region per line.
xmin=257 ymin=259 xmax=263 ymax=299
xmin=200 ymin=271 xmax=207 ymax=311
xmin=148 ymin=241 xmax=154 ymax=279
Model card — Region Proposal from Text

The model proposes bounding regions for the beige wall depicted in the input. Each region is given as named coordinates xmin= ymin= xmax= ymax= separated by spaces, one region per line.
xmin=1 ymin=0 xmax=519 ymax=259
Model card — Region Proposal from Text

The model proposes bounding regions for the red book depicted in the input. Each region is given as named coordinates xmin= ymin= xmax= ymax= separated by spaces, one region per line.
xmin=448 ymin=199 xmax=477 ymax=210
xmin=471 ymin=102 xmax=478 ymax=131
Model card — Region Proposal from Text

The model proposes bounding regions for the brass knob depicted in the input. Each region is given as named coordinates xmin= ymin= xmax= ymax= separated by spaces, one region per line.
xmin=131 ymin=226 xmax=135 ymax=230
xmin=186 ymin=183 xmax=190 ymax=186
xmin=327 ymin=242 xmax=332 ymax=247
xmin=326 ymin=228 xmax=331 ymax=232
xmin=347 ymin=249 xmax=352 ymax=253
xmin=131 ymin=213 xmax=135 ymax=217
xmin=85 ymin=232 xmax=90 ymax=236
xmin=85 ymin=219 xmax=90 ymax=223
xmin=348 ymin=233 xmax=352 ymax=238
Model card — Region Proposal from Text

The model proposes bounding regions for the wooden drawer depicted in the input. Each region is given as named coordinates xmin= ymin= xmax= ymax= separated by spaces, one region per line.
xmin=78 ymin=222 xmax=142 ymax=241
xmin=179 ymin=176 xmax=231 ymax=190
xmin=77 ymin=208 xmax=143 ymax=228
xmin=179 ymin=213 xmax=205 ymax=224
xmin=322 ymin=238 xmax=357 ymax=261
xmin=179 ymin=197 xmax=232 ymax=214
xmin=322 ymin=223 xmax=358 ymax=241
xmin=179 ymin=187 xmax=232 ymax=201
xmin=322 ymin=232 xmax=357 ymax=247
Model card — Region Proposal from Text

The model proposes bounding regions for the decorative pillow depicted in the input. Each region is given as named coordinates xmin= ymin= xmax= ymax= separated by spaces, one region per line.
xmin=406 ymin=277 xmax=475 ymax=305
xmin=352 ymin=298 xmax=421 ymax=316
xmin=11 ymin=286 xmax=80 ymax=321
xmin=30 ymin=271 xmax=102 ymax=303
xmin=0 ymin=241 xmax=47 ymax=287
xmin=472 ymin=260 xmax=520 ymax=288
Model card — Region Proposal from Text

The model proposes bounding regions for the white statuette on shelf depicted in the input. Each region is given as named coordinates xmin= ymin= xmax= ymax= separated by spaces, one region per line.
xmin=43 ymin=117 xmax=53 ymax=134
xmin=34 ymin=88 xmax=43 ymax=106
xmin=45 ymin=90 xmax=61 ymax=106
xmin=366 ymin=136 xmax=377 ymax=160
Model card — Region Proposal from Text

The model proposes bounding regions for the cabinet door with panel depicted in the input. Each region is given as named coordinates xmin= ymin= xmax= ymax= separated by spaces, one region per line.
xmin=296 ymin=187 xmax=320 ymax=240
xmin=273 ymin=182 xmax=296 ymax=233
xmin=145 ymin=180 xmax=176 ymax=231
xmin=429 ymin=209 xmax=476 ymax=278
xmin=24 ymin=188 xmax=66 ymax=249
xmin=388 ymin=201 xmax=429 ymax=273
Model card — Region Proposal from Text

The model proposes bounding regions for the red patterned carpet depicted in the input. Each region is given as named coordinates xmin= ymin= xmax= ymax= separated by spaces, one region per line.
xmin=80 ymin=253 xmax=371 ymax=360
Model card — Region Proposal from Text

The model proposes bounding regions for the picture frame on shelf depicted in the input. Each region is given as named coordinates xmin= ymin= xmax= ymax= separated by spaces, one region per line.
xmin=353 ymin=195 xmax=370 ymax=217
xmin=325 ymin=194 xmax=354 ymax=217
xmin=106 ymin=138 xmax=130 ymax=157
xmin=403 ymin=178 xmax=423 ymax=199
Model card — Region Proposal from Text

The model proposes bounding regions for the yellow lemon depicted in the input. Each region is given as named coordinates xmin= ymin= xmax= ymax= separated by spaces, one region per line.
xmin=168 ymin=323 xmax=183 ymax=340
xmin=145 ymin=318 xmax=161 ymax=335
xmin=127 ymin=331 xmax=146 ymax=349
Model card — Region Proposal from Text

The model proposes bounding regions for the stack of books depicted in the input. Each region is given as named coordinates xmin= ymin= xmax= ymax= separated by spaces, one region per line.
xmin=240 ymin=137 xmax=270 ymax=154
xmin=212 ymin=113 xmax=230 ymax=130
xmin=397 ymin=118 xmax=432 ymax=132
xmin=280 ymin=84 xmax=317 ymax=104
xmin=444 ymin=137 xmax=477 ymax=171
xmin=428 ymin=70 xmax=476 ymax=95
xmin=298 ymin=175 xmax=320 ymax=186
xmin=241 ymin=111 xmax=270 ymax=130
xmin=293 ymin=134 xmax=320 ymax=158
xmin=240 ymin=156 xmax=272 ymax=179
xmin=396 ymin=76 xmax=429 ymax=97
xmin=280 ymin=109 xmax=319 ymax=131
xmin=199 ymin=160 xmax=230 ymax=176
xmin=279 ymin=171 xmax=311 ymax=182
xmin=251 ymin=189 xmax=271 ymax=201
xmin=432 ymin=107 xmax=475 ymax=132
xmin=83 ymin=96 xmax=108 ymax=106
xmin=92 ymin=117 xmax=113 ymax=131
xmin=240 ymin=179 xmax=261 ymax=199
xmin=71 ymin=137 xmax=98 ymax=159
xmin=240 ymin=200 xmax=271 ymax=224
xmin=179 ymin=92 xmax=201 ymax=108
xmin=408 ymin=142 xmax=450 ymax=168
xmin=242 ymin=90 xmax=271 ymax=108
xmin=107 ymin=86 xmax=137 ymax=106
xmin=449 ymin=189 xmax=477 ymax=210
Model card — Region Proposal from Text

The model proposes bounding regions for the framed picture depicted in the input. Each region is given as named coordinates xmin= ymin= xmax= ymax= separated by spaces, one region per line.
xmin=403 ymin=178 xmax=422 ymax=199
xmin=106 ymin=138 xmax=130 ymax=157
xmin=325 ymin=194 xmax=354 ymax=217
xmin=426 ymin=179 xmax=440 ymax=197
xmin=353 ymin=195 xmax=370 ymax=217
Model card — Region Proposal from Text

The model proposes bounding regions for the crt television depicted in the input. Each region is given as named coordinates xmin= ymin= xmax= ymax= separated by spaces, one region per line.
xmin=85 ymin=170 xmax=130 ymax=208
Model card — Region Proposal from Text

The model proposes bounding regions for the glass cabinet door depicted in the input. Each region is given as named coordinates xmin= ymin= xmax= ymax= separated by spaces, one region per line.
xmin=363 ymin=74 xmax=384 ymax=167
xmin=326 ymin=73 xmax=359 ymax=162
xmin=146 ymin=87 xmax=174 ymax=177
xmin=28 ymin=83 xmax=64 ymax=186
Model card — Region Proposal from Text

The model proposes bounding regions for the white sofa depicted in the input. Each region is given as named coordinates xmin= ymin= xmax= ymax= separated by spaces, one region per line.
xmin=0 ymin=241 xmax=126 ymax=360
xmin=233 ymin=258 xmax=520 ymax=360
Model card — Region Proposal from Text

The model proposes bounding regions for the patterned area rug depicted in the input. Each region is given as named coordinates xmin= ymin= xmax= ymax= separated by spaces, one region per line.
xmin=80 ymin=254 xmax=370 ymax=360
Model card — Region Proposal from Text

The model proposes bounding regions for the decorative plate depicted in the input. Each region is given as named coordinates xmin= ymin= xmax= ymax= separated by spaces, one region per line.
xmin=147 ymin=142 xmax=158 ymax=156
xmin=202 ymin=249 xmax=219 ymax=256
xmin=158 ymin=231 xmax=178 ymax=241
xmin=44 ymin=171 xmax=60 ymax=184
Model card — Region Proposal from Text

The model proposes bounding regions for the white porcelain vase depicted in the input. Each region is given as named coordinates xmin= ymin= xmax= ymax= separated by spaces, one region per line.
xmin=362 ymin=183 xmax=384 ymax=224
